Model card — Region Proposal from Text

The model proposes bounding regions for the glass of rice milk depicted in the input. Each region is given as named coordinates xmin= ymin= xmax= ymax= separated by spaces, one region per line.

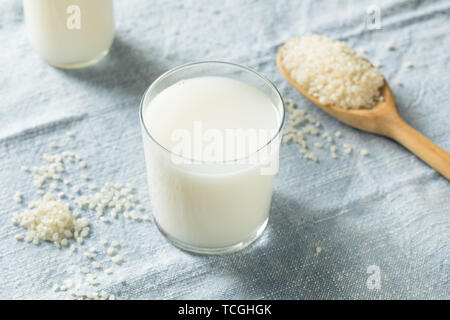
xmin=140 ymin=62 xmax=285 ymax=254
xmin=22 ymin=0 xmax=115 ymax=68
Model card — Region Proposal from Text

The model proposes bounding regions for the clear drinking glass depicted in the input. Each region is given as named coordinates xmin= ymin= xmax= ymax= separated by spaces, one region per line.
xmin=22 ymin=0 xmax=115 ymax=69
xmin=139 ymin=62 xmax=285 ymax=254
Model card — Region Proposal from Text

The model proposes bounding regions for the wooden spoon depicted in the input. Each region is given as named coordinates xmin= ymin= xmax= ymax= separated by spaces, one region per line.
xmin=277 ymin=50 xmax=450 ymax=180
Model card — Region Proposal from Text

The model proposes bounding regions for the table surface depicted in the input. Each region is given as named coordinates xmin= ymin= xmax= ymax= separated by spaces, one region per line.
xmin=0 ymin=0 xmax=449 ymax=299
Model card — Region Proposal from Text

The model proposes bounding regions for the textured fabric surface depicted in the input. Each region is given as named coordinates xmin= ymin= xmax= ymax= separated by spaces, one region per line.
xmin=0 ymin=0 xmax=449 ymax=299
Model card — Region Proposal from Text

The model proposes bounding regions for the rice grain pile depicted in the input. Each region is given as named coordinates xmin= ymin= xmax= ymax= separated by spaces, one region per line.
xmin=12 ymin=136 xmax=150 ymax=300
xmin=280 ymin=34 xmax=384 ymax=110
xmin=12 ymin=195 xmax=89 ymax=248
xmin=283 ymin=98 xmax=370 ymax=161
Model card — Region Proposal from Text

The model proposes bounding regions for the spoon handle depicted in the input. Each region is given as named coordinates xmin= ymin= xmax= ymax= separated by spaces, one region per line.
xmin=388 ymin=119 xmax=450 ymax=180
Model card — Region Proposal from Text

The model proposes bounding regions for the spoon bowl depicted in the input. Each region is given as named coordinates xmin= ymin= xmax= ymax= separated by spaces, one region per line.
xmin=277 ymin=48 xmax=450 ymax=180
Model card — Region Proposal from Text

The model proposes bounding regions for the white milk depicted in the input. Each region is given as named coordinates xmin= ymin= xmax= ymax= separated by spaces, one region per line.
xmin=22 ymin=0 xmax=115 ymax=68
xmin=142 ymin=76 xmax=282 ymax=250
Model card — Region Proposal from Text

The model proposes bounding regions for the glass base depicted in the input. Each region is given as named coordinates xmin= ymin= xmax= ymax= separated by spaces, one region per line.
xmin=155 ymin=217 xmax=268 ymax=255
xmin=47 ymin=49 xmax=110 ymax=69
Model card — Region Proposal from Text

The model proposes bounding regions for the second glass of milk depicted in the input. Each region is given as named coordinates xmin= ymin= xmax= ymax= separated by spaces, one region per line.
xmin=22 ymin=0 xmax=115 ymax=68
xmin=140 ymin=62 xmax=285 ymax=254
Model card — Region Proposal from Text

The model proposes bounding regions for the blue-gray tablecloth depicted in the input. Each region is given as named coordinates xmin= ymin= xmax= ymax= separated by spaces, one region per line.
xmin=0 ymin=0 xmax=449 ymax=299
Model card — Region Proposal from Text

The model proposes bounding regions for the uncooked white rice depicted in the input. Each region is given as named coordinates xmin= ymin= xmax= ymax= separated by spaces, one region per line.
xmin=280 ymin=34 xmax=384 ymax=110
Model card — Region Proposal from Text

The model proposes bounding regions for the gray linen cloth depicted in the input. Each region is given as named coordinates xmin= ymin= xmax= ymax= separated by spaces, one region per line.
xmin=0 ymin=0 xmax=448 ymax=299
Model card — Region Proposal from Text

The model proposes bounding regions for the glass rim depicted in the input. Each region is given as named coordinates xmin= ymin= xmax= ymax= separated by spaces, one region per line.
xmin=139 ymin=60 xmax=286 ymax=164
